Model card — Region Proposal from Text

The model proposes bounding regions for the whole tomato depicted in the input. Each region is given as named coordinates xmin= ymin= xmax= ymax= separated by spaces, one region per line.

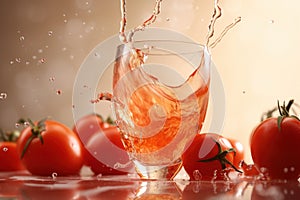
xmin=250 ymin=100 xmax=300 ymax=180
xmin=0 ymin=142 xmax=25 ymax=172
xmin=73 ymin=114 xmax=110 ymax=145
xmin=17 ymin=119 xmax=84 ymax=176
xmin=85 ymin=126 xmax=134 ymax=175
xmin=73 ymin=114 xmax=134 ymax=175
xmin=0 ymin=130 xmax=25 ymax=172
xmin=182 ymin=133 xmax=242 ymax=181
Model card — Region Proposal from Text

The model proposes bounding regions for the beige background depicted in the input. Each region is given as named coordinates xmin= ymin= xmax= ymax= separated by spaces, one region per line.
xmin=1 ymin=0 xmax=299 ymax=163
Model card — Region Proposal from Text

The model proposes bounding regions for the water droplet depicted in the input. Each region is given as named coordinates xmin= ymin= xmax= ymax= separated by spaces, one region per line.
xmin=82 ymin=21 xmax=86 ymax=25
xmin=85 ymin=1 xmax=89 ymax=5
xmin=9 ymin=60 xmax=14 ymax=65
xmin=284 ymin=168 xmax=289 ymax=173
xmin=19 ymin=36 xmax=25 ymax=41
xmin=32 ymin=55 xmax=37 ymax=60
xmin=39 ymin=58 xmax=46 ymax=64
xmin=94 ymin=52 xmax=100 ymax=58
xmin=62 ymin=47 xmax=67 ymax=51
xmin=52 ymin=172 xmax=58 ymax=179
xmin=15 ymin=58 xmax=21 ymax=63
xmin=23 ymin=121 xmax=30 ymax=127
xmin=2 ymin=147 xmax=8 ymax=152
xmin=49 ymin=77 xmax=55 ymax=82
xmin=56 ymin=90 xmax=62 ymax=95
xmin=96 ymin=174 xmax=102 ymax=179
xmin=48 ymin=31 xmax=53 ymax=36
xmin=25 ymin=61 xmax=30 ymax=65
xmin=269 ymin=19 xmax=275 ymax=24
xmin=290 ymin=167 xmax=295 ymax=172
xmin=166 ymin=17 xmax=170 ymax=22
xmin=64 ymin=19 xmax=68 ymax=23
xmin=62 ymin=13 xmax=66 ymax=17
xmin=38 ymin=49 xmax=43 ymax=54
xmin=88 ymin=9 xmax=92 ymax=13
xmin=0 ymin=92 xmax=7 ymax=100
xmin=192 ymin=170 xmax=202 ymax=181
xmin=15 ymin=122 xmax=20 ymax=128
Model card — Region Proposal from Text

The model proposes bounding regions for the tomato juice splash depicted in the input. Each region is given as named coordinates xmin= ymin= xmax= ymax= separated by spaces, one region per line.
xmin=93 ymin=0 xmax=241 ymax=179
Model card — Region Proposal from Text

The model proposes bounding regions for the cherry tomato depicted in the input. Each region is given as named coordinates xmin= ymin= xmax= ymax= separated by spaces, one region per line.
xmin=85 ymin=126 xmax=134 ymax=175
xmin=17 ymin=119 xmax=84 ymax=176
xmin=0 ymin=142 xmax=25 ymax=171
xmin=250 ymin=100 xmax=300 ymax=180
xmin=182 ymin=133 xmax=242 ymax=181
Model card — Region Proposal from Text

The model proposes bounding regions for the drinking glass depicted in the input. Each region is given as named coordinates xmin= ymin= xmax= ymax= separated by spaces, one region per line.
xmin=112 ymin=40 xmax=211 ymax=179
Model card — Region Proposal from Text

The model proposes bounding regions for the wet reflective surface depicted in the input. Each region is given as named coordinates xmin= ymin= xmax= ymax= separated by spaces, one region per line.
xmin=1 ymin=171 xmax=300 ymax=200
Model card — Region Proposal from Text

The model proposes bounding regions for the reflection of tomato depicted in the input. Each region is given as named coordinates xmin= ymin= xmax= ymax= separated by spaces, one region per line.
xmin=250 ymin=100 xmax=300 ymax=180
xmin=251 ymin=181 xmax=300 ymax=200
xmin=0 ymin=142 xmax=25 ymax=171
xmin=17 ymin=119 xmax=84 ymax=176
xmin=76 ymin=179 xmax=136 ymax=200
xmin=0 ymin=179 xmax=23 ymax=198
xmin=85 ymin=126 xmax=134 ymax=175
xmin=20 ymin=182 xmax=77 ymax=200
xmin=182 ymin=133 xmax=241 ymax=181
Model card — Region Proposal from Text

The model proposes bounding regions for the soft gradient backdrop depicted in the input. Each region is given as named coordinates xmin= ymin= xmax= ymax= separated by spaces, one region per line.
xmin=1 ymin=0 xmax=299 ymax=163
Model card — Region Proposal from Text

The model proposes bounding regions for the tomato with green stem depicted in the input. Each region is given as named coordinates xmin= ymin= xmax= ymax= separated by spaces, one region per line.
xmin=17 ymin=119 xmax=84 ymax=176
xmin=250 ymin=100 xmax=300 ymax=180
xmin=182 ymin=133 xmax=242 ymax=181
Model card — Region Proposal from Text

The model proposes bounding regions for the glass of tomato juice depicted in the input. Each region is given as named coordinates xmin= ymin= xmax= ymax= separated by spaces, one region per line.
xmin=111 ymin=40 xmax=211 ymax=180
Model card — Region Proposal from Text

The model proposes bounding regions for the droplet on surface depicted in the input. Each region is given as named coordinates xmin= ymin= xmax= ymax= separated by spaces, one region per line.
xmin=38 ymin=49 xmax=43 ymax=54
xmin=15 ymin=122 xmax=20 ymax=128
xmin=9 ymin=60 xmax=14 ymax=65
xmin=52 ymin=172 xmax=58 ymax=179
xmin=48 ymin=31 xmax=53 ymax=36
xmin=192 ymin=170 xmax=202 ymax=181
xmin=2 ymin=147 xmax=8 ymax=152
xmin=19 ymin=36 xmax=25 ymax=41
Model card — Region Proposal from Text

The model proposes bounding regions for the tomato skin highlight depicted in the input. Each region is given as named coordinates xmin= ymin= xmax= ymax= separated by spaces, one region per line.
xmin=182 ymin=133 xmax=237 ymax=181
xmin=17 ymin=120 xmax=84 ymax=176
xmin=250 ymin=117 xmax=300 ymax=180
xmin=0 ymin=142 xmax=25 ymax=171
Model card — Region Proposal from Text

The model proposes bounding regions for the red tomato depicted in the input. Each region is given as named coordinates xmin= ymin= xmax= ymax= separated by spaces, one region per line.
xmin=228 ymin=138 xmax=245 ymax=170
xmin=73 ymin=114 xmax=109 ymax=145
xmin=182 ymin=133 xmax=242 ymax=181
xmin=0 ymin=142 xmax=25 ymax=171
xmin=85 ymin=126 xmax=134 ymax=175
xmin=250 ymin=100 xmax=300 ymax=180
xmin=17 ymin=119 xmax=84 ymax=176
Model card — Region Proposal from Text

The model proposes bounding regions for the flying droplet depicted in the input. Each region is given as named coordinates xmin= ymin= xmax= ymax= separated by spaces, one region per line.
xmin=39 ymin=58 xmax=46 ymax=64
xmin=56 ymin=90 xmax=62 ymax=95
xmin=15 ymin=58 xmax=21 ymax=63
xmin=0 ymin=92 xmax=7 ymax=100
xmin=49 ymin=77 xmax=55 ymax=82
